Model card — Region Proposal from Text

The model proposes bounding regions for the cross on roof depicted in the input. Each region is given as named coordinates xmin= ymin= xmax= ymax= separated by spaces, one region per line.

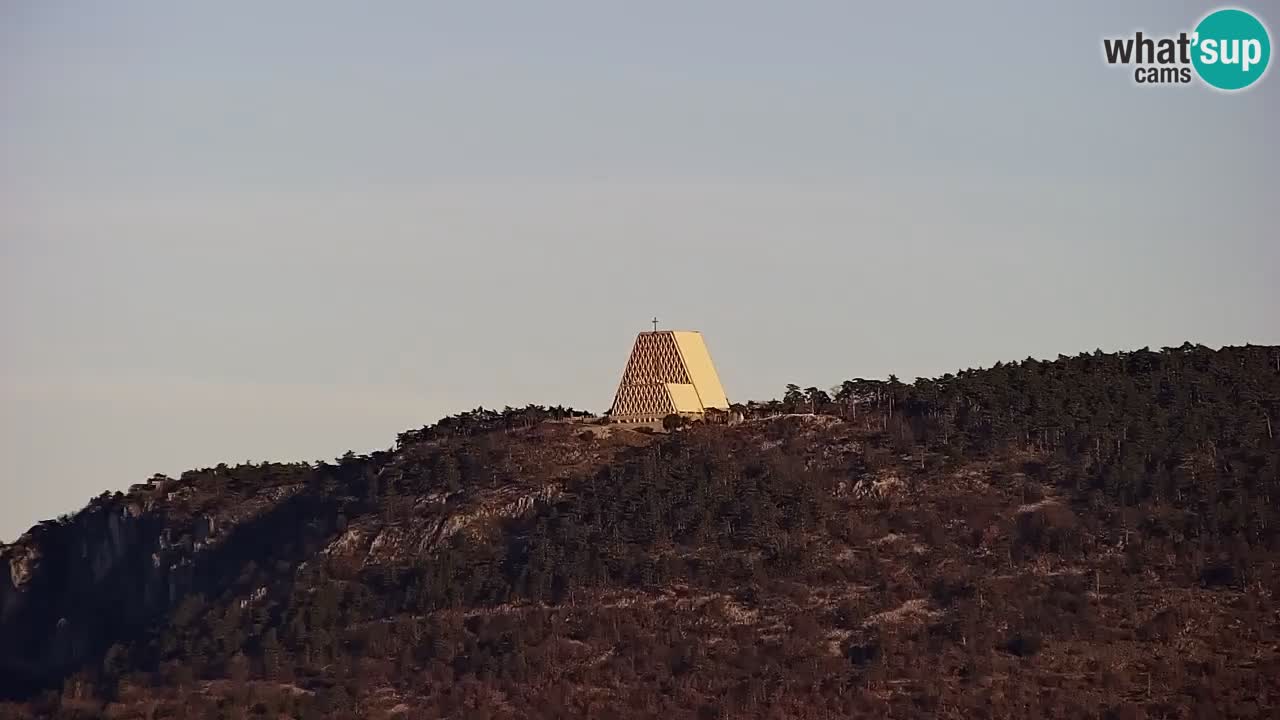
xmin=651 ymin=316 xmax=659 ymax=332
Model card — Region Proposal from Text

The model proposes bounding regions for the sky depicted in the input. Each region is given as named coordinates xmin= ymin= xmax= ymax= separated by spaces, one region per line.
xmin=1 ymin=1 xmax=1277 ymax=540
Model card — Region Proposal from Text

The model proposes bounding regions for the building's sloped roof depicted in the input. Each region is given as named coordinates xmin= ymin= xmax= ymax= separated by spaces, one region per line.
xmin=670 ymin=331 xmax=730 ymax=410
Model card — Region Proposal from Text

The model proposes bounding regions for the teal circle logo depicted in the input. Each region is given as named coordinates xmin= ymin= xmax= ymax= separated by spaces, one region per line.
xmin=1192 ymin=8 xmax=1271 ymax=90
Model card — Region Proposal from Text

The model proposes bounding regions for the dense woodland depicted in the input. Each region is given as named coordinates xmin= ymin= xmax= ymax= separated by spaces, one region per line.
xmin=1 ymin=343 xmax=1278 ymax=719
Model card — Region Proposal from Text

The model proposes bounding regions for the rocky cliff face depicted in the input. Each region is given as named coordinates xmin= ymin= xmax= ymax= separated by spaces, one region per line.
xmin=2 ymin=498 xmax=162 ymax=690
xmin=0 ymin=465 xmax=340 ymax=697
xmin=0 ymin=413 xmax=626 ymax=701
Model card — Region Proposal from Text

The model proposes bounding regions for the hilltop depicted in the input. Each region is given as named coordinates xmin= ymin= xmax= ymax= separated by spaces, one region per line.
xmin=2 ymin=344 xmax=1278 ymax=719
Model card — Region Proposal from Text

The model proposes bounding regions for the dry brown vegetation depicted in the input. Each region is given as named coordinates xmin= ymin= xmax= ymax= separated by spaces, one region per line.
xmin=2 ymin=345 xmax=1278 ymax=719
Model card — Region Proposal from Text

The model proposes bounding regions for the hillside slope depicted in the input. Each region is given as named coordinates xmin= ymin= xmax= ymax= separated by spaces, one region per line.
xmin=2 ymin=345 xmax=1278 ymax=719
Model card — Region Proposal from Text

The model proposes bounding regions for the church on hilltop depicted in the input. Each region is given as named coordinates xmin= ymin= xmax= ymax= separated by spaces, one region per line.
xmin=608 ymin=322 xmax=730 ymax=424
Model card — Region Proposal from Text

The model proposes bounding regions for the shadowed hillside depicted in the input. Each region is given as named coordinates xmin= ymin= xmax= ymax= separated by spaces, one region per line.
xmin=2 ymin=345 xmax=1277 ymax=719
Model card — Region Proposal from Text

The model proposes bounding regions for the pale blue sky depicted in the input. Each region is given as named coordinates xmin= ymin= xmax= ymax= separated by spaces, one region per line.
xmin=2 ymin=1 xmax=1277 ymax=539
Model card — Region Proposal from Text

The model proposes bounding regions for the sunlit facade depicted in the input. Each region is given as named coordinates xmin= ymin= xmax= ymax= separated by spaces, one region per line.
xmin=609 ymin=330 xmax=729 ymax=423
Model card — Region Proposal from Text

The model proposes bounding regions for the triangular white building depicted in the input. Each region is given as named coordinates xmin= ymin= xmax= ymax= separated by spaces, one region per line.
xmin=609 ymin=330 xmax=730 ymax=423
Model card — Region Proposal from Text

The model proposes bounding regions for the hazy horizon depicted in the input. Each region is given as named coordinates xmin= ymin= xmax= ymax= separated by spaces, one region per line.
xmin=3 ymin=1 xmax=1278 ymax=540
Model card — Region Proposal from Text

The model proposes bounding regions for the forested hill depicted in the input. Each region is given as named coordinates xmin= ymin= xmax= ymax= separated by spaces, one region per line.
xmin=2 ymin=343 xmax=1278 ymax=719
